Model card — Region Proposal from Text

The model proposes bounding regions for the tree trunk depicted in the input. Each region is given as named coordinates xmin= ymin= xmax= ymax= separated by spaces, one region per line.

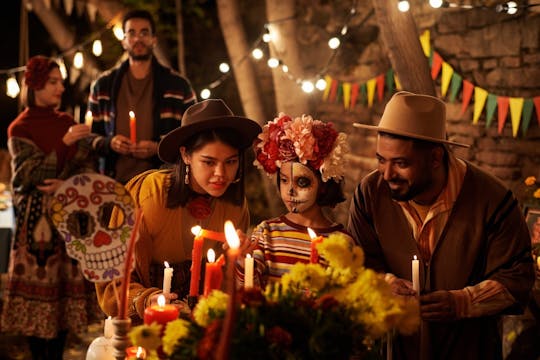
xmin=216 ymin=0 xmax=281 ymax=216
xmin=265 ymin=0 xmax=310 ymax=116
xmin=371 ymin=1 xmax=435 ymax=96
xmin=175 ymin=0 xmax=186 ymax=75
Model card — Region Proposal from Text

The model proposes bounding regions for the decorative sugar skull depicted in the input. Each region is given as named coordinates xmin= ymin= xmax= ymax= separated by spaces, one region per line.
xmin=51 ymin=173 xmax=136 ymax=282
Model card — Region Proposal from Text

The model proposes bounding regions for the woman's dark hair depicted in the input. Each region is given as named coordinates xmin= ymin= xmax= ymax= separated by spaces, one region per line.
xmin=276 ymin=167 xmax=345 ymax=208
xmin=23 ymin=61 xmax=60 ymax=108
xmin=166 ymin=127 xmax=246 ymax=209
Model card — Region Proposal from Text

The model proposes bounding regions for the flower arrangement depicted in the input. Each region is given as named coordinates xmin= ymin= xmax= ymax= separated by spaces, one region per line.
xmin=253 ymin=113 xmax=349 ymax=182
xmin=129 ymin=233 xmax=420 ymax=359
xmin=524 ymin=176 xmax=540 ymax=207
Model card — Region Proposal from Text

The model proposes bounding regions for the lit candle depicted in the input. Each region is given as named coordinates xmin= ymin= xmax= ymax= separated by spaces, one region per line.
xmin=199 ymin=228 xmax=226 ymax=242
xmin=244 ymin=254 xmax=254 ymax=289
xmin=189 ymin=226 xmax=205 ymax=297
xmin=143 ymin=294 xmax=179 ymax=329
xmin=104 ymin=315 xmax=113 ymax=339
xmin=85 ymin=110 xmax=93 ymax=127
xmin=203 ymin=248 xmax=223 ymax=297
xmin=216 ymin=220 xmax=241 ymax=360
xmin=125 ymin=346 xmax=146 ymax=360
xmin=162 ymin=261 xmax=173 ymax=297
xmin=129 ymin=110 xmax=137 ymax=143
xmin=307 ymin=227 xmax=323 ymax=264
xmin=412 ymin=255 xmax=420 ymax=294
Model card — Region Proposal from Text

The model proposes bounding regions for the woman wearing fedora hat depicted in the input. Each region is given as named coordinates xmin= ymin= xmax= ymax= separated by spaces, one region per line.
xmin=348 ymin=91 xmax=534 ymax=359
xmin=95 ymin=99 xmax=261 ymax=320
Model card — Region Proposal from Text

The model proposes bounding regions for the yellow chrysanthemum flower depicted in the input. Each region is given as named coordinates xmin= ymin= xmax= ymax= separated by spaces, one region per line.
xmin=525 ymin=176 xmax=537 ymax=186
xmin=284 ymin=263 xmax=328 ymax=292
xmin=534 ymin=188 xmax=540 ymax=199
xmin=162 ymin=319 xmax=192 ymax=355
xmin=128 ymin=322 xmax=162 ymax=351
xmin=193 ymin=290 xmax=228 ymax=327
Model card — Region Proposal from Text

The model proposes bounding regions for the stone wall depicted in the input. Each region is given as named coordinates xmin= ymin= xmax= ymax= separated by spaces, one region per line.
xmin=313 ymin=6 xmax=540 ymax=225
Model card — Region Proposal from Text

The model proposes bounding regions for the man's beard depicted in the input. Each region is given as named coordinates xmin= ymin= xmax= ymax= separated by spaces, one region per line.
xmin=129 ymin=44 xmax=153 ymax=61
xmin=388 ymin=176 xmax=432 ymax=202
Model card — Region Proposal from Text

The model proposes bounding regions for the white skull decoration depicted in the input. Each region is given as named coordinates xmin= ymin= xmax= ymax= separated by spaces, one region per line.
xmin=51 ymin=173 xmax=136 ymax=282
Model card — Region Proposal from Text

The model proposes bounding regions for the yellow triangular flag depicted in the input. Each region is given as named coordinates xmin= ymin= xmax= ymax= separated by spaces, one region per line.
xmin=472 ymin=87 xmax=488 ymax=124
xmin=366 ymin=78 xmax=376 ymax=108
xmin=394 ymin=75 xmax=402 ymax=91
xmin=322 ymin=75 xmax=332 ymax=101
xmin=419 ymin=30 xmax=431 ymax=57
xmin=509 ymin=97 xmax=524 ymax=138
xmin=342 ymin=82 xmax=351 ymax=109
xmin=441 ymin=62 xmax=454 ymax=97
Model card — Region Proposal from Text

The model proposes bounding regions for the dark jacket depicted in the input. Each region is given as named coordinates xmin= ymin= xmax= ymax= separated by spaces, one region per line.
xmin=347 ymin=159 xmax=534 ymax=360
xmin=87 ymin=58 xmax=196 ymax=177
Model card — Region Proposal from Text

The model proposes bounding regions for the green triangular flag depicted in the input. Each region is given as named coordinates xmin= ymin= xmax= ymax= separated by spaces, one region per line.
xmin=521 ymin=99 xmax=534 ymax=136
xmin=360 ymin=83 xmax=367 ymax=105
xmin=386 ymin=69 xmax=395 ymax=95
xmin=449 ymin=73 xmax=462 ymax=103
xmin=485 ymin=94 xmax=498 ymax=128
xmin=336 ymin=83 xmax=343 ymax=103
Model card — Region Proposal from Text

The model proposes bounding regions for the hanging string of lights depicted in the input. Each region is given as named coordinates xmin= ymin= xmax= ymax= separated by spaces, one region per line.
xmin=398 ymin=0 xmax=539 ymax=14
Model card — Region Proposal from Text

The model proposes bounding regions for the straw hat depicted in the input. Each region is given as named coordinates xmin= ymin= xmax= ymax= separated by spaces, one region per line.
xmin=353 ymin=91 xmax=468 ymax=148
xmin=158 ymin=99 xmax=262 ymax=163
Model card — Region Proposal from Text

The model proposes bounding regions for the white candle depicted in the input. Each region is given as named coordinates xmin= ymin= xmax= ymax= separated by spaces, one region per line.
xmin=84 ymin=110 xmax=93 ymax=127
xmin=104 ymin=316 xmax=113 ymax=339
xmin=412 ymin=255 xmax=420 ymax=294
xmin=244 ymin=254 xmax=254 ymax=289
xmin=163 ymin=261 xmax=173 ymax=296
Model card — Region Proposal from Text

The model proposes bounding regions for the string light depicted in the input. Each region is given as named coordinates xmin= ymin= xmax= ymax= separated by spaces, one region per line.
xmin=315 ymin=78 xmax=327 ymax=91
xmin=218 ymin=62 xmax=230 ymax=73
xmin=73 ymin=51 xmax=84 ymax=69
xmin=251 ymin=48 xmax=264 ymax=60
xmin=92 ymin=39 xmax=103 ymax=57
xmin=200 ymin=88 xmax=211 ymax=99
xmin=398 ymin=1 xmax=410 ymax=12
xmin=112 ymin=24 xmax=124 ymax=41
xmin=429 ymin=0 xmax=444 ymax=8
xmin=267 ymin=58 xmax=279 ymax=68
xmin=6 ymin=75 xmax=20 ymax=98
xmin=328 ymin=37 xmax=341 ymax=50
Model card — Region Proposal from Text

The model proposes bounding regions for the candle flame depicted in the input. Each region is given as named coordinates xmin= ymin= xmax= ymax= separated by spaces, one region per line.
xmin=157 ymin=294 xmax=166 ymax=307
xmin=246 ymin=254 xmax=252 ymax=259
xmin=191 ymin=225 xmax=202 ymax=236
xmin=207 ymin=248 xmax=216 ymax=263
xmin=136 ymin=346 xmax=145 ymax=357
xmin=413 ymin=255 xmax=418 ymax=260
xmin=224 ymin=220 xmax=240 ymax=249
xmin=307 ymin=227 xmax=317 ymax=240
xmin=129 ymin=110 xmax=135 ymax=119
xmin=164 ymin=261 xmax=170 ymax=268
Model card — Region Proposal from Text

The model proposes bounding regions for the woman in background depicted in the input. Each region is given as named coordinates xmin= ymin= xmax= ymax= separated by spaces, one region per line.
xmin=2 ymin=56 xmax=97 ymax=360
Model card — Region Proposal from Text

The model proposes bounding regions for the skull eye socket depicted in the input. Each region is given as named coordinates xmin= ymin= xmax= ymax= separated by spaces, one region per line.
xmin=66 ymin=210 xmax=95 ymax=238
xmin=98 ymin=202 xmax=126 ymax=230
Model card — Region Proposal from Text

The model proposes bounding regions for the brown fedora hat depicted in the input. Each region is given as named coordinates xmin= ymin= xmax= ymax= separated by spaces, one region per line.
xmin=353 ymin=91 xmax=469 ymax=148
xmin=158 ymin=99 xmax=262 ymax=163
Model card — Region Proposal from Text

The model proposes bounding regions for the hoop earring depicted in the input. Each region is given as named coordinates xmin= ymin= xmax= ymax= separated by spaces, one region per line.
xmin=231 ymin=168 xmax=242 ymax=184
xmin=184 ymin=164 xmax=190 ymax=185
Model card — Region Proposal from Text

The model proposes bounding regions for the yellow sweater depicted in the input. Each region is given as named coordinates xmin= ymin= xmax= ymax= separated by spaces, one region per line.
xmin=96 ymin=169 xmax=249 ymax=320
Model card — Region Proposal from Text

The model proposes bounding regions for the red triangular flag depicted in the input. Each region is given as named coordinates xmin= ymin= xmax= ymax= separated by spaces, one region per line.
xmin=328 ymin=79 xmax=338 ymax=103
xmin=431 ymin=52 xmax=443 ymax=80
xmin=534 ymin=96 xmax=540 ymax=126
xmin=497 ymin=96 xmax=509 ymax=135
xmin=350 ymin=83 xmax=359 ymax=109
xmin=460 ymin=80 xmax=474 ymax=117
xmin=376 ymin=74 xmax=385 ymax=102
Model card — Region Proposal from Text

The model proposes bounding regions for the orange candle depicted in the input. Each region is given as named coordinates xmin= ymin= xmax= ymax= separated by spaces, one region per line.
xmin=200 ymin=229 xmax=226 ymax=242
xmin=129 ymin=110 xmax=137 ymax=143
xmin=143 ymin=295 xmax=179 ymax=328
xmin=203 ymin=249 xmax=223 ymax=297
xmin=189 ymin=226 xmax=205 ymax=297
xmin=307 ymin=227 xmax=323 ymax=264
xmin=126 ymin=346 xmax=146 ymax=359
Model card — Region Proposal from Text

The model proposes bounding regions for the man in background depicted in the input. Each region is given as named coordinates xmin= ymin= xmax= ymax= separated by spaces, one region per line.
xmin=88 ymin=9 xmax=196 ymax=183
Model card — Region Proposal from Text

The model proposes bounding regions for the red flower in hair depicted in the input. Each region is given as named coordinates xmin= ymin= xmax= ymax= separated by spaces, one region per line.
xmin=25 ymin=56 xmax=55 ymax=90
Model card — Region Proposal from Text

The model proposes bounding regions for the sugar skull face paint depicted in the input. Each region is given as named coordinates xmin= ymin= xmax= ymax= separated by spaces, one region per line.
xmin=279 ymin=162 xmax=319 ymax=214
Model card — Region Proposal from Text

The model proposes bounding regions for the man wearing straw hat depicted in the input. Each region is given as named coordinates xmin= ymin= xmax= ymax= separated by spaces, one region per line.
xmin=348 ymin=91 xmax=534 ymax=359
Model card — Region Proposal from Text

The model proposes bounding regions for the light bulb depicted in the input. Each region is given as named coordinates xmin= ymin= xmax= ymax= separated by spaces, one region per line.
xmin=398 ymin=0 xmax=410 ymax=12
xmin=92 ymin=39 xmax=103 ymax=57
xmin=112 ymin=24 xmax=124 ymax=41
xmin=429 ymin=0 xmax=443 ymax=8
xmin=262 ymin=33 xmax=272 ymax=43
xmin=219 ymin=62 xmax=230 ymax=73
xmin=328 ymin=37 xmax=341 ymax=50
xmin=315 ymin=78 xmax=327 ymax=91
xmin=267 ymin=58 xmax=279 ymax=68
xmin=281 ymin=65 xmax=289 ymax=73
xmin=301 ymin=81 xmax=314 ymax=93
xmin=200 ymin=88 xmax=211 ymax=99
xmin=73 ymin=51 xmax=84 ymax=69
xmin=6 ymin=76 xmax=20 ymax=98
xmin=251 ymin=48 xmax=264 ymax=60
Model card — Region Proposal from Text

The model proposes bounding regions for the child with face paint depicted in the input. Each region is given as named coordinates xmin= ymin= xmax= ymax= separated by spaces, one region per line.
xmin=245 ymin=113 xmax=356 ymax=287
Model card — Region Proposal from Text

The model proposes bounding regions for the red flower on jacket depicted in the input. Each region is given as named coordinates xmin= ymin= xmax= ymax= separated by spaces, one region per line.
xmin=187 ymin=196 xmax=212 ymax=220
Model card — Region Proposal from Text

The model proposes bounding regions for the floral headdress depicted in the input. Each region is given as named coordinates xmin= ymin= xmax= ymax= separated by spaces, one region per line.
xmin=253 ymin=113 xmax=349 ymax=182
xmin=24 ymin=56 xmax=58 ymax=90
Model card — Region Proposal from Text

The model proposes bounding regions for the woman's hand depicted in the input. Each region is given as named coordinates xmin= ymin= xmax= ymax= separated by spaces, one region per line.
xmin=37 ymin=178 xmax=64 ymax=194
xmin=63 ymin=124 xmax=91 ymax=145
xmin=222 ymin=229 xmax=258 ymax=258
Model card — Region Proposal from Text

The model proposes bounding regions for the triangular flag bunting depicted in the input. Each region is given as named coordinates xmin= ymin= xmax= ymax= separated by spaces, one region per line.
xmin=360 ymin=83 xmax=367 ymax=105
xmin=376 ymin=74 xmax=385 ymax=103
xmin=460 ymin=80 xmax=474 ymax=117
xmin=508 ymin=97 xmax=524 ymax=138
xmin=449 ymin=73 xmax=462 ymax=103
xmin=351 ymin=83 xmax=359 ymax=109
xmin=336 ymin=83 xmax=343 ymax=103
xmin=472 ymin=87 xmax=488 ymax=124
xmin=497 ymin=97 xmax=510 ymax=135
xmin=533 ymin=96 xmax=540 ymax=127
xmin=342 ymin=82 xmax=351 ymax=109
xmin=394 ymin=75 xmax=402 ymax=91
xmin=419 ymin=30 xmax=431 ymax=58
xmin=322 ymin=75 xmax=332 ymax=101
xmin=366 ymin=78 xmax=376 ymax=108
xmin=431 ymin=52 xmax=443 ymax=80
xmin=521 ymin=99 xmax=534 ymax=136
xmin=441 ymin=62 xmax=454 ymax=97
xmin=485 ymin=94 xmax=498 ymax=128
xmin=386 ymin=69 xmax=395 ymax=95
xmin=328 ymin=78 xmax=338 ymax=103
